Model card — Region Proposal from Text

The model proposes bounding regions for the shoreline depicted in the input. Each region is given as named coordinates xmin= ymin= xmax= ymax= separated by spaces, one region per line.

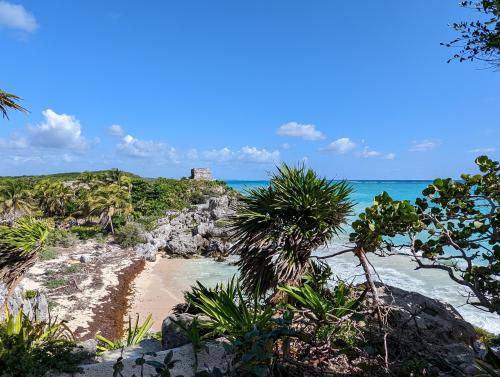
xmin=127 ymin=256 xmax=239 ymax=332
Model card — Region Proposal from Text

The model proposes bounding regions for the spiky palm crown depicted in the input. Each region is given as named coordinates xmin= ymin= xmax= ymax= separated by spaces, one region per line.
xmin=0 ymin=90 xmax=28 ymax=119
xmin=230 ymin=164 xmax=353 ymax=295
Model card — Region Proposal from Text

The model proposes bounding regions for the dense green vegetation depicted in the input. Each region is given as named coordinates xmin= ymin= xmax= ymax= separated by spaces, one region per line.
xmin=230 ymin=164 xmax=352 ymax=297
xmin=172 ymin=158 xmax=498 ymax=376
xmin=0 ymin=308 xmax=86 ymax=377
xmin=0 ymin=169 xmax=231 ymax=240
xmin=350 ymin=155 xmax=499 ymax=315
xmin=0 ymin=158 xmax=498 ymax=376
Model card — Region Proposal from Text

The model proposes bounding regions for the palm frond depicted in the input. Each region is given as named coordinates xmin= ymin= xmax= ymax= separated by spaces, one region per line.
xmin=0 ymin=90 xmax=29 ymax=119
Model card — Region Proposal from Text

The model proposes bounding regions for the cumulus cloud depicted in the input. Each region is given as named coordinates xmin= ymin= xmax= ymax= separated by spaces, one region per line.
xmin=410 ymin=140 xmax=438 ymax=152
xmin=107 ymin=124 xmax=124 ymax=137
xmin=0 ymin=1 xmax=38 ymax=32
xmin=29 ymin=109 xmax=93 ymax=149
xmin=276 ymin=122 xmax=325 ymax=141
xmin=469 ymin=147 xmax=497 ymax=153
xmin=193 ymin=146 xmax=280 ymax=164
xmin=238 ymin=146 xmax=280 ymax=163
xmin=322 ymin=138 xmax=356 ymax=154
xmin=117 ymin=134 xmax=177 ymax=159
xmin=358 ymin=147 xmax=395 ymax=160
xmin=281 ymin=143 xmax=290 ymax=150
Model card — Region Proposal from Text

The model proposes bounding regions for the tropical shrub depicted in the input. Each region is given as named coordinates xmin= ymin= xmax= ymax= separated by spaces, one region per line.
xmin=228 ymin=312 xmax=294 ymax=377
xmin=349 ymin=155 xmax=500 ymax=314
xmin=0 ymin=180 xmax=32 ymax=216
xmin=230 ymin=163 xmax=352 ymax=297
xmin=0 ymin=217 xmax=50 ymax=254
xmin=96 ymin=313 xmax=153 ymax=354
xmin=70 ymin=225 xmax=104 ymax=240
xmin=0 ymin=309 xmax=83 ymax=377
xmin=301 ymin=259 xmax=333 ymax=292
xmin=88 ymin=184 xmax=133 ymax=234
xmin=47 ymin=228 xmax=78 ymax=247
xmin=114 ymin=222 xmax=146 ymax=248
xmin=184 ymin=277 xmax=274 ymax=338
xmin=34 ymin=180 xmax=73 ymax=217
xmin=278 ymin=281 xmax=365 ymax=321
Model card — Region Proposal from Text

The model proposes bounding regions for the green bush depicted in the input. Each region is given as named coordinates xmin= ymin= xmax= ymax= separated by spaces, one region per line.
xmin=70 ymin=225 xmax=104 ymax=240
xmin=278 ymin=281 xmax=365 ymax=321
xmin=0 ymin=309 xmax=85 ymax=377
xmin=46 ymin=229 xmax=78 ymax=248
xmin=45 ymin=279 xmax=66 ymax=289
xmin=113 ymin=222 xmax=146 ymax=248
xmin=39 ymin=247 xmax=59 ymax=260
xmin=185 ymin=277 xmax=274 ymax=338
xmin=96 ymin=313 xmax=153 ymax=354
xmin=475 ymin=326 xmax=500 ymax=347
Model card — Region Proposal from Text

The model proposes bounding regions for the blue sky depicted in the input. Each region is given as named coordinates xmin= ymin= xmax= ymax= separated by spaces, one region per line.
xmin=0 ymin=1 xmax=498 ymax=179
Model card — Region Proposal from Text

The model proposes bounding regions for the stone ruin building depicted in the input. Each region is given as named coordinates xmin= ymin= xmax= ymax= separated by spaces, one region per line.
xmin=190 ymin=168 xmax=212 ymax=180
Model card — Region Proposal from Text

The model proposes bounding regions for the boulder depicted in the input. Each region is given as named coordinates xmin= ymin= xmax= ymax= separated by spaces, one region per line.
xmin=79 ymin=255 xmax=93 ymax=263
xmin=0 ymin=284 xmax=49 ymax=322
xmin=52 ymin=340 xmax=232 ymax=377
xmin=161 ymin=313 xmax=211 ymax=350
xmin=99 ymin=339 xmax=162 ymax=363
xmin=376 ymin=284 xmax=479 ymax=374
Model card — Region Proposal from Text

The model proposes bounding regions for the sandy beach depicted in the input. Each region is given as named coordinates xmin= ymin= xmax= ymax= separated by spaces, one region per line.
xmin=128 ymin=256 xmax=238 ymax=331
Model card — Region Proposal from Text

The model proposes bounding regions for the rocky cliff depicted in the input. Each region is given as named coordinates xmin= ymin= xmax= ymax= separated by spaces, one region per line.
xmin=135 ymin=194 xmax=237 ymax=261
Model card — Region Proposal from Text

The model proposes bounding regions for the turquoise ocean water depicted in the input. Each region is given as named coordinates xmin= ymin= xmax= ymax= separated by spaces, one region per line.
xmin=182 ymin=180 xmax=499 ymax=333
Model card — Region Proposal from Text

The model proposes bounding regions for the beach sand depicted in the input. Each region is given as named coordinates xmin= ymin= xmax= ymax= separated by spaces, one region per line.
xmin=128 ymin=256 xmax=238 ymax=331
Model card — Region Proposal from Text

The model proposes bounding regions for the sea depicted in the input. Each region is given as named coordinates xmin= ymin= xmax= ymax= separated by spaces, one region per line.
xmin=178 ymin=180 xmax=500 ymax=333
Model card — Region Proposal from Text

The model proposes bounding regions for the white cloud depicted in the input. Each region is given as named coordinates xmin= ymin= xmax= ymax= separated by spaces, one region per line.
xmin=0 ymin=1 xmax=38 ymax=32
xmin=469 ymin=147 xmax=497 ymax=153
xmin=197 ymin=146 xmax=279 ymax=164
xmin=117 ymin=134 xmax=177 ymax=159
xmin=238 ymin=146 xmax=280 ymax=163
xmin=276 ymin=122 xmax=325 ymax=141
xmin=201 ymin=147 xmax=233 ymax=162
xmin=29 ymin=109 xmax=92 ymax=149
xmin=358 ymin=147 xmax=395 ymax=160
xmin=322 ymin=138 xmax=356 ymax=154
xmin=359 ymin=147 xmax=381 ymax=158
xmin=281 ymin=143 xmax=290 ymax=150
xmin=410 ymin=140 xmax=438 ymax=152
xmin=107 ymin=124 xmax=124 ymax=137
xmin=9 ymin=155 xmax=42 ymax=164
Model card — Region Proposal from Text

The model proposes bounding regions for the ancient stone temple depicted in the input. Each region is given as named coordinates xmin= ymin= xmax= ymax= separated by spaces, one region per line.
xmin=190 ymin=168 xmax=212 ymax=180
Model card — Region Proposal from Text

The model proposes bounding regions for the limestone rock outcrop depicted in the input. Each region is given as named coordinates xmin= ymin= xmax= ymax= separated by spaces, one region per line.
xmin=135 ymin=194 xmax=236 ymax=261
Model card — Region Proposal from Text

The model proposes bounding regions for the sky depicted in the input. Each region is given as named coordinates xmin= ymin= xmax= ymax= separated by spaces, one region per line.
xmin=0 ymin=1 xmax=498 ymax=180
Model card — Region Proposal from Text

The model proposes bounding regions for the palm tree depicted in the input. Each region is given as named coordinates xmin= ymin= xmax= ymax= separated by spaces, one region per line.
xmin=0 ymin=180 xmax=33 ymax=218
xmin=230 ymin=164 xmax=353 ymax=299
xmin=0 ymin=89 xmax=28 ymax=119
xmin=88 ymin=184 xmax=133 ymax=234
xmin=34 ymin=180 xmax=73 ymax=217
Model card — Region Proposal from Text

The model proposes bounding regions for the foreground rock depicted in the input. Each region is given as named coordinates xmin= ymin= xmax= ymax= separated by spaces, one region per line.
xmin=135 ymin=194 xmax=237 ymax=261
xmin=376 ymin=284 xmax=480 ymax=375
xmin=0 ymin=284 xmax=49 ymax=322
xmin=161 ymin=313 xmax=212 ymax=350
xmin=54 ymin=339 xmax=231 ymax=377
